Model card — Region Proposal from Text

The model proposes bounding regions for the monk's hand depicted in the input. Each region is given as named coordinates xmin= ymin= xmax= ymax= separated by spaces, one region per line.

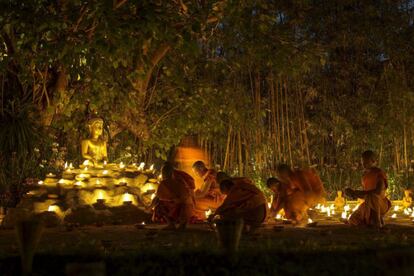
xmin=207 ymin=214 xmax=216 ymax=223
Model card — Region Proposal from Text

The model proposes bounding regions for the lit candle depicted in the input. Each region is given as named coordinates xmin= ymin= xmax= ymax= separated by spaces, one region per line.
xmin=38 ymin=180 xmax=44 ymax=185
xmin=138 ymin=162 xmax=145 ymax=171
xmin=150 ymin=164 xmax=154 ymax=171
xmin=48 ymin=205 xmax=59 ymax=213
xmin=308 ymin=218 xmax=313 ymax=224
xmin=122 ymin=193 xmax=133 ymax=204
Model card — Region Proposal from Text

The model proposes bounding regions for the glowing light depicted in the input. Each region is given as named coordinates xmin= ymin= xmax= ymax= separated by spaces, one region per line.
xmin=103 ymin=170 xmax=108 ymax=175
xmin=151 ymin=193 xmax=156 ymax=200
xmin=47 ymin=173 xmax=54 ymax=177
xmin=69 ymin=163 xmax=74 ymax=169
xmin=64 ymin=162 xmax=68 ymax=169
xmin=344 ymin=205 xmax=350 ymax=212
xmin=308 ymin=218 xmax=313 ymax=224
xmin=74 ymin=181 xmax=83 ymax=187
xmin=103 ymin=161 xmax=107 ymax=166
xmin=404 ymin=208 xmax=410 ymax=215
xmin=391 ymin=213 xmax=397 ymax=219
xmin=315 ymin=204 xmax=321 ymax=210
xmin=394 ymin=205 xmax=400 ymax=212
xmin=267 ymin=202 xmax=272 ymax=209
xmin=205 ymin=209 xmax=213 ymax=217
xmin=141 ymin=221 xmax=146 ymax=225
xmin=411 ymin=210 xmax=414 ymax=217
xmin=83 ymin=167 xmax=88 ymax=171
xmin=276 ymin=214 xmax=282 ymax=220
xmin=97 ymin=190 xmax=105 ymax=200
xmin=327 ymin=207 xmax=331 ymax=217
xmin=83 ymin=160 xmax=90 ymax=166
xmin=38 ymin=180 xmax=44 ymax=185
xmin=158 ymin=174 xmax=162 ymax=180
xmin=150 ymin=164 xmax=154 ymax=171
xmin=119 ymin=162 xmax=125 ymax=169
xmin=48 ymin=205 xmax=59 ymax=212
xmin=138 ymin=162 xmax=145 ymax=170
xmin=352 ymin=204 xmax=360 ymax=212
xmin=96 ymin=179 xmax=101 ymax=185
xmin=58 ymin=179 xmax=65 ymax=184
xmin=341 ymin=211 xmax=348 ymax=219
xmin=122 ymin=193 xmax=133 ymax=203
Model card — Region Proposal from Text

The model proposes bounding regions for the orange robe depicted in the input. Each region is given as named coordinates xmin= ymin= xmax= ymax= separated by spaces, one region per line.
xmin=153 ymin=170 xmax=195 ymax=223
xmin=195 ymin=169 xmax=225 ymax=214
xmin=215 ymin=177 xmax=267 ymax=226
xmin=349 ymin=167 xmax=391 ymax=227
xmin=272 ymin=182 xmax=307 ymax=222
xmin=290 ymin=169 xmax=325 ymax=207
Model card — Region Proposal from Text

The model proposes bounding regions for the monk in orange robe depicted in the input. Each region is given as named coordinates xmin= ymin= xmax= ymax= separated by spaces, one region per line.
xmin=192 ymin=161 xmax=225 ymax=217
xmin=345 ymin=150 xmax=391 ymax=228
xmin=210 ymin=175 xmax=267 ymax=232
xmin=153 ymin=162 xmax=195 ymax=230
xmin=266 ymin=177 xmax=308 ymax=224
xmin=277 ymin=164 xmax=325 ymax=205
xmin=268 ymin=164 xmax=325 ymax=224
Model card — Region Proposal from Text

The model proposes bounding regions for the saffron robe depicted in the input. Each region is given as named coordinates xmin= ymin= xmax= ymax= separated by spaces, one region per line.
xmin=153 ymin=170 xmax=195 ymax=223
xmin=195 ymin=169 xmax=225 ymax=214
xmin=349 ymin=167 xmax=391 ymax=227
xmin=215 ymin=177 xmax=267 ymax=226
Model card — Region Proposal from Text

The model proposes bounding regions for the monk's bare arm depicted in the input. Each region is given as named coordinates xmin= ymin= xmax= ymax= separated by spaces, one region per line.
xmin=350 ymin=178 xmax=385 ymax=198
xmin=196 ymin=180 xmax=212 ymax=198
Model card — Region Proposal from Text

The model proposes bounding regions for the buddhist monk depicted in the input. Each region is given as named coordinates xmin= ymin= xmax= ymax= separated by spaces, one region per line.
xmin=210 ymin=174 xmax=267 ymax=233
xmin=153 ymin=162 xmax=195 ymax=230
xmin=266 ymin=177 xmax=308 ymax=225
xmin=276 ymin=164 xmax=325 ymax=207
xmin=345 ymin=150 xmax=391 ymax=228
xmin=192 ymin=161 xmax=225 ymax=217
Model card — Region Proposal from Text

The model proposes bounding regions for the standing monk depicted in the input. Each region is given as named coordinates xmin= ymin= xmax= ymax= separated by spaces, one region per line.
xmin=210 ymin=175 xmax=267 ymax=233
xmin=153 ymin=162 xmax=195 ymax=230
xmin=192 ymin=161 xmax=225 ymax=217
xmin=345 ymin=150 xmax=391 ymax=228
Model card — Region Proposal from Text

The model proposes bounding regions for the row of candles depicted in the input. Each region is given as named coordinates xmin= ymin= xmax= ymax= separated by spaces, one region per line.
xmin=273 ymin=202 xmax=414 ymax=224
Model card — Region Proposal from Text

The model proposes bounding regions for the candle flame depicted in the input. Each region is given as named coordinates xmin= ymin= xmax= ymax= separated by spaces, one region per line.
xmin=103 ymin=170 xmax=108 ymax=175
xmin=391 ymin=213 xmax=397 ymax=218
xmin=205 ymin=209 xmax=213 ymax=217
xmin=38 ymin=180 xmax=44 ymax=185
xmin=341 ymin=211 xmax=348 ymax=219
xmin=394 ymin=205 xmax=400 ymax=212
xmin=83 ymin=160 xmax=90 ymax=166
xmin=122 ymin=193 xmax=133 ymax=202
xmin=308 ymin=218 xmax=313 ymax=224
xmin=97 ymin=190 xmax=105 ymax=200
xmin=138 ymin=162 xmax=145 ymax=170
xmin=48 ymin=205 xmax=58 ymax=212
xmin=344 ymin=205 xmax=350 ymax=212
xmin=150 ymin=164 xmax=154 ymax=171
xmin=119 ymin=162 xmax=125 ymax=169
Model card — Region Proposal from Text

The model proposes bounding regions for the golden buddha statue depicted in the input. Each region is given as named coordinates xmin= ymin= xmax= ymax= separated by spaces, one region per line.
xmin=334 ymin=190 xmax=345 ymax=209
xmin=402 ymin=189 xmax=412 ymax=209
xmin=81 ymin=117 xmax=108 ymax=166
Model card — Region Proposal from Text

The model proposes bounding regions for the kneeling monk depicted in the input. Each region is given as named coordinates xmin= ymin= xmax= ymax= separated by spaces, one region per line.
xmin=192 ymin=161 xmax=225 ymax=217
xmin=266 ymin=177 xmax=308 ymax=224
xmin=345 ymin=150 xmax=391 ymax=228
xmin=153 ymin=162 xmax=195 ymax=230
xmin=276 ymin=164 xmax=325 ymax=206
xmin=211 ymin=175 xmax=267 ymax=231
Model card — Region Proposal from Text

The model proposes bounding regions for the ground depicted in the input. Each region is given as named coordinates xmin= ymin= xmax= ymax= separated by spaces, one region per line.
xmin=1 ymin=218 xmax=414 ymax=275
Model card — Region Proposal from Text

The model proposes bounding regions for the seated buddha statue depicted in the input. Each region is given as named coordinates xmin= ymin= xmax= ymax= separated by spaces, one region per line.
xmin=81 ymin=117 xmax=108 ymax=167
xmin=334 ymin=190 xmax=345 ymax=209
xmin=402 ymin=189 xmax=412 ymax=209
